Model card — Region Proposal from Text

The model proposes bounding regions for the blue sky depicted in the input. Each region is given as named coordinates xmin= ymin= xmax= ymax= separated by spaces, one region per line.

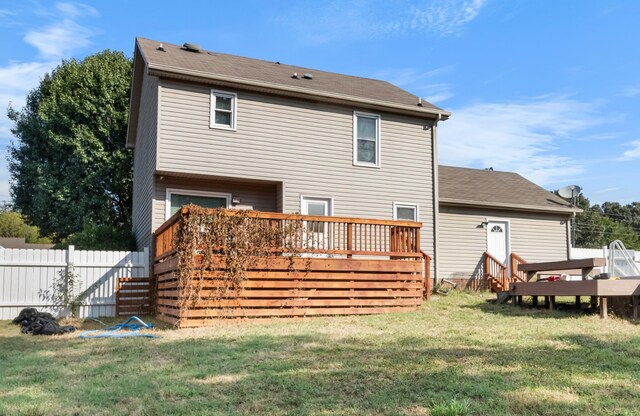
xmin=0 ymin=0 xmax=638 ymax=205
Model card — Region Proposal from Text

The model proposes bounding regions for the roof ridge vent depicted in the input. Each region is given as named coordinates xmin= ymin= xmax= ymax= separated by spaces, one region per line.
xmin=183 ymin=42 xmax=202 ymax=53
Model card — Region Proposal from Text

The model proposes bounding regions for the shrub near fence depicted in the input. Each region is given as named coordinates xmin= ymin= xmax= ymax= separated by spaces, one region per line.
xmin=0 ymin=246 xmax=149 ymax=319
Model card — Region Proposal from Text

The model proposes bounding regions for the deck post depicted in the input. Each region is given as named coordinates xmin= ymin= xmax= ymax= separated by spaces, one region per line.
xmin=590 ymin=296 xmax=598 ymax=309
xmin=600 ymin=297 xmax=608 ymax=319
xmin=632 ymin=296 xmax=638 ymax=319
xmin=347 ymin=223 xmax=353 ymax=258
xmin=575 ymin=296 xmax=581 ymax=309
xmin=532 ymin=296 xmax=538 ymax=307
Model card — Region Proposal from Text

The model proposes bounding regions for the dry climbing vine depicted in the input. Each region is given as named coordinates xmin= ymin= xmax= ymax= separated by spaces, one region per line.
xmin=174 ymin=205 xmax=308 ymax=309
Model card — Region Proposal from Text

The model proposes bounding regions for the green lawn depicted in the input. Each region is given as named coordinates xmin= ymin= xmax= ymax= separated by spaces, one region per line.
xmin=1 ymin=292 xmax=639 ymax=416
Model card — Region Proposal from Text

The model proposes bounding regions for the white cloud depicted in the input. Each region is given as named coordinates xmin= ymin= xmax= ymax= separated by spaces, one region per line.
xmin=24 ymin=19 xmax=93 ymax=59
xmin=56 ymin=2 xmax=98 ymax=19
xmin=0 ymin=61 xmax=58 ymax=139
xmin=24 ymin=2 xmax=97 ymax=59
xmin=438 ymin=96 xmax=604 ymax=185
xmin=410 ymin=0 xmax=487 ymax=35
xmin=0 ymin=61 xmax=54 ymax=92
xmin=620 ymin=140 xmax=640 ymax=160
xmin=618 ymin=86 xmax=640 ymax=97
xmin=372 ymin=66 xmax=455 ymax=103
xmin=278 ymin=0 xmax=486 ymax=43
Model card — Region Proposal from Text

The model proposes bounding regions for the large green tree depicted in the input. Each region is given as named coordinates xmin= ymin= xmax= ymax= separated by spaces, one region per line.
xmin=8 ymin=50 xmax=132 ymax=242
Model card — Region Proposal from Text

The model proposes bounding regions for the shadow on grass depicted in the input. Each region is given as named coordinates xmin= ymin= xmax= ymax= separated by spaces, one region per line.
xmin=1 ymin=319 xmax=639 ymax=416
xmin=460 ymin=296 xmax=610 ymax=321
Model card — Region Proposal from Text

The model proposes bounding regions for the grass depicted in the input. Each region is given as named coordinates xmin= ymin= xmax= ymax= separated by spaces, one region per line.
xmin=0 ymin=292 xmax=639 ymax=415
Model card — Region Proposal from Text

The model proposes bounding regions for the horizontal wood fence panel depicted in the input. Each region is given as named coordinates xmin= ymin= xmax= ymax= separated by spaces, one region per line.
xmin=115 ymin=277 xmax=154 ymax=317
xmin=176 ymin=307 xmax=420 ymax=323
xmin=158 ymin=279 xmax=423 ymax=290
xmin=0 ymin=246 xmax=149 ymax=319
xmin=155 ymin=254 xmax=424 ymax=327
xmin=158 ymin=289 xmax=423 ymax=299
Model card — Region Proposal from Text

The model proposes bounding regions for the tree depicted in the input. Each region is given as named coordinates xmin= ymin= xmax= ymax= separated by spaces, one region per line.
xmin=7 ymin=50 xmax=132 ymax=242
xmin=0 ymin=211 xmax=51 ymax=244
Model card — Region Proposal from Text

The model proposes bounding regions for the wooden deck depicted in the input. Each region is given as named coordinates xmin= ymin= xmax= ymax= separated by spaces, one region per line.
xmin=509 ymin=279 xmax=640 ymax=319
xmin=153 ymin=208 xmax=431 ymax=327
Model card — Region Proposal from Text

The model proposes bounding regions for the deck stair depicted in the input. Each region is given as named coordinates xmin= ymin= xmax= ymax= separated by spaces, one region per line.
xmin=484 ymin=252 xmax=528 ymax=292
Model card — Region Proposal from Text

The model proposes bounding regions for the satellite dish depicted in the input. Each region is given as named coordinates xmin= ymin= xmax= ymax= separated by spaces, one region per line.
xmin=558 ymin=185 xmax=582 ymax=199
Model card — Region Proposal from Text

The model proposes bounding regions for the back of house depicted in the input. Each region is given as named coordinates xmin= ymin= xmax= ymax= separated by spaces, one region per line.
xmin=127 ymin=37 xmax=449 ymax=267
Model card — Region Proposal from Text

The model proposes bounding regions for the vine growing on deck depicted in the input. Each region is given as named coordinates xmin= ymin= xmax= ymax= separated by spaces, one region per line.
xmin=173 ymin=206 xmax=308 ymax=309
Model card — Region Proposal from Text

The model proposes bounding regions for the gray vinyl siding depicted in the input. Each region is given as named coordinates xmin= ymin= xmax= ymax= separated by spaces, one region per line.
xmin=156 ymin=79 xmax=436 ymax=257
xmin=438 ymin=205 xmax=571 ymax=280
xmin=152 ymin=176 xmax=279 ymax=232
xmin=131 ymin=75 xmax=159 ymax=251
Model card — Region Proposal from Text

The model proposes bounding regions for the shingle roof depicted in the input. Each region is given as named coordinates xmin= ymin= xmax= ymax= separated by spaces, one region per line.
xmin=439 ymin=166 xmax=579 ymax=214
xmin=134 ymin=37 xmax=449 ymax=117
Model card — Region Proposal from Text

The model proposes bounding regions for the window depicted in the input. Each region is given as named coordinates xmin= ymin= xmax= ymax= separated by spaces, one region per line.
xmin=165 ymin=189 xmax=231 ymax=219
xmin=210 ymin=90 xmax=237 ymax=129
xmin=354 ymin=112 xmax=380 ymax=167
xmin=393 ymin=202 xmax=419 ymax=221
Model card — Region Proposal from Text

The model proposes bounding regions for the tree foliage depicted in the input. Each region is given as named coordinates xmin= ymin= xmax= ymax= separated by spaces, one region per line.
xmin=8 ymin=50 xmax=132 ymax=242
xmin=54 ymin=223 xmax=136 ymax=251
xmin=563 ymin=194 xmax=640 ymax=249
xmin=0 ymin=211 xmax=51 ymax=244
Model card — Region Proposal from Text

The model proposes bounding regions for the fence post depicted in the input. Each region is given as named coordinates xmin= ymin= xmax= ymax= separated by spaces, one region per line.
xmin=143 ymin=247 xmax=150 ymax=277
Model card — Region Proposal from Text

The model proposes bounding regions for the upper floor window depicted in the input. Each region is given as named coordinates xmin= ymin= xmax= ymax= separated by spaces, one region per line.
xmin=210 ymin=90 xmax=237 ymax=130
xmin=353 ymin=112 xmax=380 ymax=167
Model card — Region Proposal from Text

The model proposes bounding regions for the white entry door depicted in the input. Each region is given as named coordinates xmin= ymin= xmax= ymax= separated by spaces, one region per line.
xmin=487 ymin=221 xmax=509 ymax=266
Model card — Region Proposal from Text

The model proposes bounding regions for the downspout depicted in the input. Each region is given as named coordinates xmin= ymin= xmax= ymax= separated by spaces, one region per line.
xmin=431 ymin=114 xmax=442 ymax=287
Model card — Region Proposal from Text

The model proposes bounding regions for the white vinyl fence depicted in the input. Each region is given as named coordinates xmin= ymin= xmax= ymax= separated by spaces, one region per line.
xmin=0 ymin=246 xmax=149 ymax=320
xmin=571 ymin=246 xmax=640 ymax=274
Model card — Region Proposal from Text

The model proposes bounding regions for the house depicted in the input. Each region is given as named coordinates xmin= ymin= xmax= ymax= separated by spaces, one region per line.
xmin=127 ymin=38 xmax=450 ymax=271
xmin=437 ymin=165 xmax=580 ymax=288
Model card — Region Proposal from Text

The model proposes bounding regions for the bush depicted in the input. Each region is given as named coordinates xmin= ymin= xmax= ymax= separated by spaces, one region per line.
xmin=55 ymin=223 xmax=136 ymax=251
xmin=0 ymin=211 xmax=51 ymax=243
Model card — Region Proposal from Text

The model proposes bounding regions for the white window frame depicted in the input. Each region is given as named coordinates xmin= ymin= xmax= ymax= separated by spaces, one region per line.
xmin=210 ymin=89 xmax=237 ymax=130
xmin=300 ymin=196 xmax=334 ymax=216
xmin=393 ymin=202 xmax=419 ymax=221
xmin=353 ymin=111 xmax=381 ymax=168
xmin=165 ymin=188 xmax=231 ymax=220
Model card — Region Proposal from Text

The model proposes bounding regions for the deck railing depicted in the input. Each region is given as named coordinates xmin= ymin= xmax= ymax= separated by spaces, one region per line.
xmin=484 ymin=252 xmax=508 ymax=291
xmin=154 ymin=207 xmax=422 ymax=261
xmin=510 ymin=253 xmax=528 ymax=282
xmin=422 ymin=251 xmax=432 ymax=300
